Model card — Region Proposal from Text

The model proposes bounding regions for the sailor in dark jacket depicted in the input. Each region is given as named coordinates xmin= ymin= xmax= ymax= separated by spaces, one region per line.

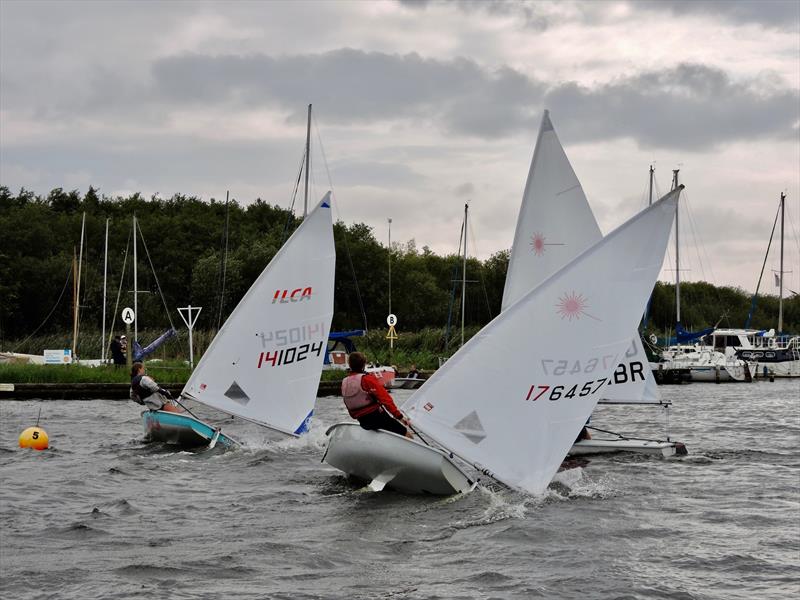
xmin=130 ymin=362 xmax=180 ymax=412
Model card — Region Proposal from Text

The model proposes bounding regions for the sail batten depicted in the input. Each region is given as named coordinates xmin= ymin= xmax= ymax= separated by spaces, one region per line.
xmin=404 ymin=189 xmax=681 ymax=495
xmin=182 ymin=193 xmax=335 ymax=435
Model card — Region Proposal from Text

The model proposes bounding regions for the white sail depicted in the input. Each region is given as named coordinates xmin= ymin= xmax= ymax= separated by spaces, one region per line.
xmin=502 ymin=109 xmax=601 ymax=310
xmin=502 ymin=110 xmax=661 ymax=405
xmin=404 ymin=188 xmax=681 ymax=495
xmin=183 ymin=194 xmax=335 ymax=435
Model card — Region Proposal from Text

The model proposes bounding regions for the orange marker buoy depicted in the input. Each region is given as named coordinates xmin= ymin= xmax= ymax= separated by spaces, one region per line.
xmin=19 ymin=426 xmax=49 ymax=450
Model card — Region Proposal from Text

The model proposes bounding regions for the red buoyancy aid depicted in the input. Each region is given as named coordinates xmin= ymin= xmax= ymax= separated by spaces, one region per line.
xmin=341 ymin=373 xmax=378 ymax=417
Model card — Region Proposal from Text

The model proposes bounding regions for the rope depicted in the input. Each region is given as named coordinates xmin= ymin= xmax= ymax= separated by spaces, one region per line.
xmin=216 ymin=194 xmax=230 ymax=330
xmin=745 ymin=201 xmax=781 ymax=327
xmin=280 ymin=146 xmax=307 ymax=244
xmin=313 ymin=113 xmax=369 ymax=331
xmin=12 ymin=262 xmax=72 ymax=352
xmin=135 ymin=220 xmax=177 ymax=332
xmin=467 ymin=217 xmax=493 ymax=322
xmin=586 ymin=425 xmax=670 ymax=444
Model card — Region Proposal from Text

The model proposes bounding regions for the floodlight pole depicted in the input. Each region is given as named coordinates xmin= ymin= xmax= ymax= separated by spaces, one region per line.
xmin=178 ymin=305 xmax=203 ymax=370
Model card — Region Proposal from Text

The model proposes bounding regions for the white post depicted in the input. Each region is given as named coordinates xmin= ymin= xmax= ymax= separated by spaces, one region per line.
xmin=73 ymin=212 xmax=86 ymax=357
xmin=178 ymin=305 xmax=203 ymax=370
xmin=388 ymin=217 xmax=392 ymax=316
xmin=461 ymin=203 xmax=468 ymax=348
xmin=101 ymin=218 xmax=109 ymax=362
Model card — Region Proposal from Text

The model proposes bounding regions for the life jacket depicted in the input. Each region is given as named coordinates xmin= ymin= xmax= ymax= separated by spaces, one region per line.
xmin=130 ymin=373 xmax=153 ymax=405
xmin=341 ymin=373 xmax=377 ymax=417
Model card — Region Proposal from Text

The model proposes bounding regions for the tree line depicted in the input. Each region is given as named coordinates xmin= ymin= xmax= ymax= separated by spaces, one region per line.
xmin=1 ymin=186 xmax=797 ymax=352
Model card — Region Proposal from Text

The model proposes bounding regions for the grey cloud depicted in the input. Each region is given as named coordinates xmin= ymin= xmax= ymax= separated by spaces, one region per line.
xmin=150 ymin=49 xmax=544 ymax=135
xmin=546 ymin=63 xmax=799 ymax=151
xmin=454 ymin=182 xmax=474 ymax=197
xmin=638 ymin=0 xmax=800 ymax=31
xmin=398 ymin=0 xmax=799 ymax=31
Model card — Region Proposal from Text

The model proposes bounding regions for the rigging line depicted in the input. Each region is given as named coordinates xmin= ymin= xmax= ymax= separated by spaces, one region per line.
xmin=107 ymin=228 xmax=131 ymax=352
xmin=313 ymin=113 xmax=369 ymax=332
xmin=281 ymin=146 xmax=307 ymax=244
xmin=135 ymin=220 xmax=178 ymax=332
xmin=746 ymin=201 xmax=781 ymax=328
xmin=444 ymin=219 xmax=466 ymax=350
xmin=466 ymin=217 xmax=493 ymax=321
xmin=11 ymin=262 xmax=72 ymax=353
xmin=216 ymin=193 xmax=230 ymax=330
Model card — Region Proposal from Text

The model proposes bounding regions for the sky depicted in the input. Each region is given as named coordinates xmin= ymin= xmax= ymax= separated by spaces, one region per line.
xmin=1 ymin=0 xmax=799 ymax=295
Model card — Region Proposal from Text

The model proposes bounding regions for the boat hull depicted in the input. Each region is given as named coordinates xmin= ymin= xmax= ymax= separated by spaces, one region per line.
xmin=389 ymin=377 xmax=425 ymax=390
xmin=142 ymin=410 xmax=236 ymax=449
xmin=569 ymin=438 xmax=686 ymax=457
xmin=323 ymin=422 xmax=473 ymax=495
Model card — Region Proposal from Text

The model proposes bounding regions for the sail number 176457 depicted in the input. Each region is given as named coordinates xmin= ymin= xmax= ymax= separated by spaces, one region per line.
xmin=525 ymin=378 xmax=608 ymax=402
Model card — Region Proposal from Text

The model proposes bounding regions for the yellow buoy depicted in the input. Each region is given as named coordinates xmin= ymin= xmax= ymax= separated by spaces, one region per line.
xmin=19 ymin=426 xmax=49 ymax=450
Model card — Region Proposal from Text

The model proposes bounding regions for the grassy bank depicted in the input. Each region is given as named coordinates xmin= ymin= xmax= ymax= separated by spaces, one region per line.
xmin=0 ymin=362 xmax=191 ymax=384
xmin=3 ymin=326 xmax=480 ymax=373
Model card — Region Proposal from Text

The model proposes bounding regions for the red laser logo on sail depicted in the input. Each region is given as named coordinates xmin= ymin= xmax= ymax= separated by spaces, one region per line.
xmin=272 ymin=287 xmax=313 ymax=303
xmin=555 ymin=291 xmax=600 ymax=321
xmin=530 ymin=232 xmax=546 ymax=256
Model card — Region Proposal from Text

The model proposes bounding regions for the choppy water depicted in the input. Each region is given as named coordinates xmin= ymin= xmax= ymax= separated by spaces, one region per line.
xmin=1 ymin=380 xmax=798 ymax=600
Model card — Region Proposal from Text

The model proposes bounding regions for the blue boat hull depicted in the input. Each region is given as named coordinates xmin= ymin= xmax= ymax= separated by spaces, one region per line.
xmin=142 ymin=410 xmax=236 ymax=449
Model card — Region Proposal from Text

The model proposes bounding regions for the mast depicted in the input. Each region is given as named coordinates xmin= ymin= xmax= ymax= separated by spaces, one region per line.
xmin=672 ymin=170 xmax=680 ymax=324
xmin=101 ymin=218 xmax=109 ymax=362
xmin=72 ymin=212 xmax=85 ymax=358
xmin=648 ymin=165 xmax=654 ymax=206
xmin=304 ymin=103 xmax=311 ymax=217
xmin=133 ymin=214 xmax=138 ymax=343
xmin=778 ymin=192 xmax=785 ymax=333
xmin=461 ymin=203 xmax=468 ymax=347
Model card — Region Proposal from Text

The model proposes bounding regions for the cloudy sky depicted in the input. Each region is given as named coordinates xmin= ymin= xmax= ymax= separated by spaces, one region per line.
xmin=2 ymin=0 xmax=798 ymax=294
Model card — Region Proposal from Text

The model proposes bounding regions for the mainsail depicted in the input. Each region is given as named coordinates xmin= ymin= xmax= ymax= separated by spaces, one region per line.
xmin=182 ymin=194 xmax=335 ymax=436
xmin=502 ymin=110 xmax=662 ymax=405
xmin=403 ymin=188 xmax=681 ymax=495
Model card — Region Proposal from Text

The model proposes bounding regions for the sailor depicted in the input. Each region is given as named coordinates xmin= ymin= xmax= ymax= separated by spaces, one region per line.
xmin=407 ymin=364 xmax=420 ymax=379
xmin=342 ymin=352 xmax=412 ymax=438
xmin=130 ymin=362 xmax=181 ymax=412
xmin=109 ymin=335 xmax=126 ymax=366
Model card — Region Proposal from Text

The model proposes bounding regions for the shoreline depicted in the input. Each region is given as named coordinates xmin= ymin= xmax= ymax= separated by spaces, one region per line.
xmin=0 ymin=380 xmax=344 ymax=400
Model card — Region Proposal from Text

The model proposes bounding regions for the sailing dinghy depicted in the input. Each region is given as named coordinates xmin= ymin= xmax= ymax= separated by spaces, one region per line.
xmin=143 ymin=194 xmax=336 ymax=448
xmin=503 ymin=110 xmax=684 ymax=457
xmin=324 ymin=188 xmax=681 ymax=495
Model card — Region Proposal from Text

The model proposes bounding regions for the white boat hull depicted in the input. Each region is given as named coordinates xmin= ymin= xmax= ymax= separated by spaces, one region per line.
xmin=323 ymin=422 xmax=473 ymax=495
xmin=569 ymin=438 xmax=686 ymax=458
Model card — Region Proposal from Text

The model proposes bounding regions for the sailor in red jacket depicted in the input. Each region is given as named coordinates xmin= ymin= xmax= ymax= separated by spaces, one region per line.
xmin=341 ymin=352 xmax=413 ymax=438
